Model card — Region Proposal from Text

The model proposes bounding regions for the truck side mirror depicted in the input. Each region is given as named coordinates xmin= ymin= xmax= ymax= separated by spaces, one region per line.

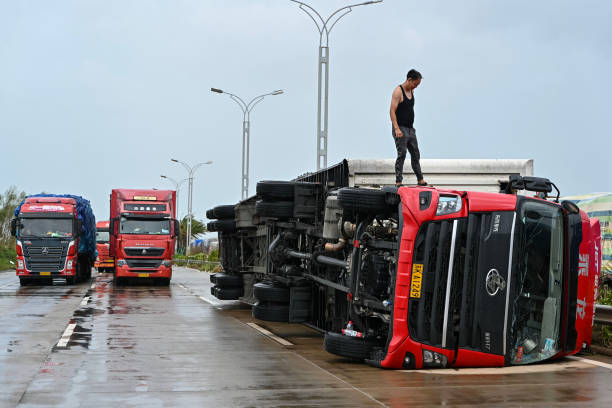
xmin=173 ymin=219 xmax=180 ymax=238
xmin=10 ymin=219 xmax=17 ymax=237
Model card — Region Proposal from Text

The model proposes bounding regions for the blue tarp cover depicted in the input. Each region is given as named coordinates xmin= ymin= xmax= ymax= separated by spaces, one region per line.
xmin=15 ymin=194 xmax=97 ymax=259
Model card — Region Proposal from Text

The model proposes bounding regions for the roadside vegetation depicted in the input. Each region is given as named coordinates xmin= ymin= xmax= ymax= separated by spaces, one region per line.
xmin=595 ymin=285 xmax=612 ymax=347
xmin=174 ymin=249 xmax=220 ymax=272
xmin=0 ymin=187 xmax=26 ymax=270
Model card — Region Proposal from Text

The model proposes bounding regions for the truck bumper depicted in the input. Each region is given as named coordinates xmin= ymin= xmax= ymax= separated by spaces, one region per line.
xmin=115 ymin=265 xmax=172 ymax=279
xmin=95 ymin=260 xmax=114 ymax=268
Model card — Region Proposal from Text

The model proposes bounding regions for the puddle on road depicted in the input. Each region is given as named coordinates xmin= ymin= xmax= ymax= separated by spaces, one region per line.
xmin=53 ymin=275 xmax=176 ymax=352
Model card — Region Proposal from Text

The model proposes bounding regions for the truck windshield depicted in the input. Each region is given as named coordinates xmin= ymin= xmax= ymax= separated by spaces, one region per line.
xmin=18 ymin=218 xmax=73 ymax=238
xmin=509 ymin=199 xmax=565 ymax=365
xmin=96 ymin=229 xmax=110 ymax=243
xmin=119 ymin=217 xmax=170 ymax=235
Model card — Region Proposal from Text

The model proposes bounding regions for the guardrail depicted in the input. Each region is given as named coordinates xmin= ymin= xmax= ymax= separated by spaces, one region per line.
xmin=595 ymin=304 xmax=612 ymax=325
xmin=173 ymin=259 xmax=221 ymax=266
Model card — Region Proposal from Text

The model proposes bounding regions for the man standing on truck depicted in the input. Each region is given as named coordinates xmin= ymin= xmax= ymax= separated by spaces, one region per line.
xmin=390 ymin=69 xmax=428 ymax=187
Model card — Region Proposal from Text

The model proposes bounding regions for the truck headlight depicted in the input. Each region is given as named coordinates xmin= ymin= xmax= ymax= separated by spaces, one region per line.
xmin=17 ymin=260 xmax=24 ymax=269
xmin=162 ymin=260 xmax=172 ymax=267
xmin=422 ymin=349 xmax=448 ymax=368
xmin=117 ymin=259 xmax=127 ymax=267
xmin=67 ymin=260 xmax=74 ymax=269
xmin=436 ymin=195 xmax=462 ymax=216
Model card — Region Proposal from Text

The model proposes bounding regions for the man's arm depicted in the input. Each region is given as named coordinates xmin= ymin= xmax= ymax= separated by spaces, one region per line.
xmin=389 ymin=87 xmax=402 ymax=138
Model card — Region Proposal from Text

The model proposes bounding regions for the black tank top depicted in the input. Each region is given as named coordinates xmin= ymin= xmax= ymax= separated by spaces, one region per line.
xmin=395 ymin=85 xmax=415 ymax=128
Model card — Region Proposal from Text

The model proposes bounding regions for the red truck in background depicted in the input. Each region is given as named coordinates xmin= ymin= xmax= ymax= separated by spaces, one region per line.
xmin=11 ymin=195 xmax=96 ymax=285
xmin=94 ymin=220 xmax=114 ymax=273
xmin=109 ymin=189 xmax=178 ymax=285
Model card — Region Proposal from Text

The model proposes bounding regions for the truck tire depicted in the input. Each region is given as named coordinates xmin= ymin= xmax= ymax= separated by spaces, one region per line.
xmin=209 ymin=273 xmax=217 ymax=284
xmin=212 ymin=205 xmax=235 ymax=220
xmin=253 ymin=282 xmax=290 ymax=303
xmin=213 ymin=273 xmax=243 ymax=288
xmin=212 ymin=285 xmax=243 ymax=300
xmin=338 ymin=188 xmax=393 ymax=215
xmin=206 ymin=208 xmax=216 ymax=219
xmin=158 ymin=278 xmax=170 ymax=286
xmin=255 ymin=201 xmax=293 ymax=218
xmin=256 ymin=181 xmax=295 ymax=200
xmin=252 ymin=302 xmax=290 ymax=322
xmin=213 ymin=220 xmax=236 ymax=233
xmin=323 ymin=332 xmax=376 ymax=360
xmin=206 ymin=221 xmax=217 ymax=232
xmin=65 ymin=276 xmax=76 ymax=285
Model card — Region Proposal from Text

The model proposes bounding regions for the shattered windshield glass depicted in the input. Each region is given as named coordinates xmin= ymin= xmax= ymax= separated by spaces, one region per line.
xmin=509 ymin=199 xmax=565 ymax=365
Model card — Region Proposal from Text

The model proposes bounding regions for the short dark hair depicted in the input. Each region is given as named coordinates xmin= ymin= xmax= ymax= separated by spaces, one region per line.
xmin=407 ymin=69 xmax=422 ymax=80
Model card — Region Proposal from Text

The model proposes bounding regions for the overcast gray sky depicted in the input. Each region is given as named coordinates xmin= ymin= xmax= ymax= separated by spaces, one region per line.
xmin=1 ymin=0 xmax=610 ymax=221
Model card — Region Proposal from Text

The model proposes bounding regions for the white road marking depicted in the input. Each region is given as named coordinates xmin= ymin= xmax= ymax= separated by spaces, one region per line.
xmin=247 ymin=322 xmax=294 ymax=347
xmin=56 ymin=323 xmax=77 ymax=348
xmin=292 ymin=353 xmax=388 ymax=407
xmin=198 ymin=295 xmax=223 ymax=307
xmin=79 ymin=297 xmax=90 ymax=307
xmin=568 ymin=356 xmax=612 ymax=370
xmin=90 ymin=283 xmax=96 ymax=289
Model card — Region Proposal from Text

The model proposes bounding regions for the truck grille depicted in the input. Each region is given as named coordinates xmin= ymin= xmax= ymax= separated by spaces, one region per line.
xmin=24 ymin=246 xmax=66 ymax=273
xmin=125 ymin=258 xmax=162 ymax=269
xmin=124 ymin=247 xmax=165 ymax=257
xmin=408 ymin=217 xmax=476 ymax=349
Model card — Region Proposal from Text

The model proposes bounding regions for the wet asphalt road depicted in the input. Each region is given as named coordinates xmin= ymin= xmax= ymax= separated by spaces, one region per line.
xmin=0 ymin=267 xmax=611 ymax=407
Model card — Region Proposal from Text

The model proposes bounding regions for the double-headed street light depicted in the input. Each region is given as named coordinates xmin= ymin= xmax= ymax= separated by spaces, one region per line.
xmin=160 ymin=175 xmax=187 ymax=220
xmin=211 ymin=87 xmax=284 ymax=200
xmin=290 ymin=0 xmax=383 ymax=170
xmin=170 ymin=159 xmax=213 ymax=254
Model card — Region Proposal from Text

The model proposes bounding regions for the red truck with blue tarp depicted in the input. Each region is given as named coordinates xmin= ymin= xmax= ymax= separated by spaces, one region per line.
xmin=109 ymin=189 xmax=178 ymax=285
xmin=11 ymin=194 xmax=97 ymax=285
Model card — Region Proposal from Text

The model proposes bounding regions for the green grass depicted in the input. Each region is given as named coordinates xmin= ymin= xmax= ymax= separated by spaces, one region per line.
xmin=0 ymin=243 xmax=15 ymax=271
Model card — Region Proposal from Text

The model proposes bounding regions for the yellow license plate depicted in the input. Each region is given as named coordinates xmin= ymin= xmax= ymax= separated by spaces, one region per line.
xmin=410 ymin=264 xmax=423 ymax=298
xmin=40 ymin=272 xmax=51 ymax=276
xmin=138 ymin=273 xmax=150 ymax=278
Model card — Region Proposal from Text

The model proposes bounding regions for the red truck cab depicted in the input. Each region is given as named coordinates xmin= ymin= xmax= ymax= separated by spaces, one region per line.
xmin=109 ymin=189 xmax=178 ymax=285
xmin=94 ymin=220 xmax=114 ymax=272
xmin=378 ymin=184 xmax=601 ymax=369
xmin=12 ymin=196 xmax=95 ymax=285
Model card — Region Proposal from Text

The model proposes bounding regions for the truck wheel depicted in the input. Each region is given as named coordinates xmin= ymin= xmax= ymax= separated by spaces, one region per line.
xmin=213 ymin=273 xmax=243 ymax=288
xmin=252 ymin=302 xmax=289 ymax=322
xmin=206 ymin=208 xmax=216 ymax=219
xmin=212 ymin=285 xmax=243 ymax=300
xmin=253 ymin=282 xmax=290 ymax=302
xmin=209 ymin=273 xmax=217 ymax=284
xmin=158 ymin=278 xmax=170 ymax=286
xmin=256 ymin=181 xmax=295 ymax=200
xmin=213 ymin=205 xmax=235 ymax=220
xmin=338 ymin=188 xmax=393 ymax=215
xmin=115 ymin=277 xmax=126 ymax=286
xmin=255 ymin=201 xmax=294 ymax=218
xmin=19 ymin=277 xmax=31 ymax=286
xmin=210 ymin=220 xmax=236 ymax=233
xmin=323 ymin=332 xmax=376 ymax=360
xmin=65 ymin=276 xmax=75 ymax=285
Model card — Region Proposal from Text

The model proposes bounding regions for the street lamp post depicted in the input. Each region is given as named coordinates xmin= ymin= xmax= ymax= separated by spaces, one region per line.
xmin=211 ymin=87 xmax=284 ymax=200
xmin=290 ymin=0 xmax=382 ymax=170
xmin=170 ymin=159 xmax=213 ymax=255
xmin=160 ymin=175 xmax=187 ymax=220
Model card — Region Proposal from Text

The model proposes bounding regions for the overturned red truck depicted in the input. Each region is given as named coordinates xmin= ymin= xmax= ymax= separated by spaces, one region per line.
xmin=208 ymin=162 xmax=601 ymax=369
xmin=109 ymin=189 xmax=179 ymax=285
